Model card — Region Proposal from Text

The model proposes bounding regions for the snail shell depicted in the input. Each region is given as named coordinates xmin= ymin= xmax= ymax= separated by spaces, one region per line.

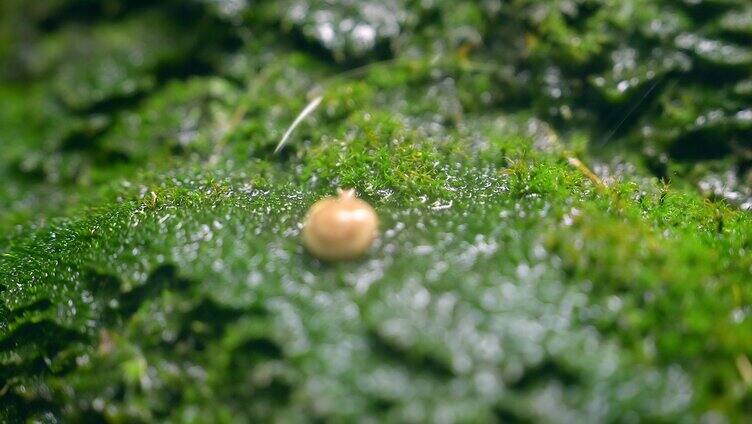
xmin=302 ymin=189 xmax=378 ymax=261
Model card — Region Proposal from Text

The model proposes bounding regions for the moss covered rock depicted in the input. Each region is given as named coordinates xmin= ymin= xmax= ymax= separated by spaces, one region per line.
xmin=1 ymin=1 xmax=752 ymax=422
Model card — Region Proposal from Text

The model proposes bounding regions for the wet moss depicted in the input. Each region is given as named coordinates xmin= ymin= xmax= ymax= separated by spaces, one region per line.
xmin=2 ymin=0 xmax=752 ymax=422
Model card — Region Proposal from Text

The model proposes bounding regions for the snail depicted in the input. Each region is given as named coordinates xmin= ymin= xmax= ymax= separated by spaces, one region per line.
xmin=302 ymin=189 xmax=378 ymax=261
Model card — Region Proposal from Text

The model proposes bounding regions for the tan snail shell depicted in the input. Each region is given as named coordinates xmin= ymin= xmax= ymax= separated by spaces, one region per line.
xmin=302 ymin=189 xmax=378 ymax=261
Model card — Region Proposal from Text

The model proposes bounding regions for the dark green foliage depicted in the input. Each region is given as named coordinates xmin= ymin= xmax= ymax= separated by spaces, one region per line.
xmin=1 ymin=0 xmax=752 ymax=422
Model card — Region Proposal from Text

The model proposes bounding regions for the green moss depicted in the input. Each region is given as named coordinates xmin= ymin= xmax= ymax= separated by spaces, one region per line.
xmin=2 ymin=0 xmax=752 ymax=422
xmin=0 ymin=160 xmax=698 ymax=422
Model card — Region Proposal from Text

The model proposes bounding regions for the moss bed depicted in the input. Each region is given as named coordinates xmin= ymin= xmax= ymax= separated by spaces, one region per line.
xmin=1 ymin=1 xmax=751 ymax=422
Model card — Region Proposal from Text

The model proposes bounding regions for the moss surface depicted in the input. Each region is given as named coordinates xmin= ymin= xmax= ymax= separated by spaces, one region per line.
xmin=1 ymin=1 xmax=751 ymax=422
